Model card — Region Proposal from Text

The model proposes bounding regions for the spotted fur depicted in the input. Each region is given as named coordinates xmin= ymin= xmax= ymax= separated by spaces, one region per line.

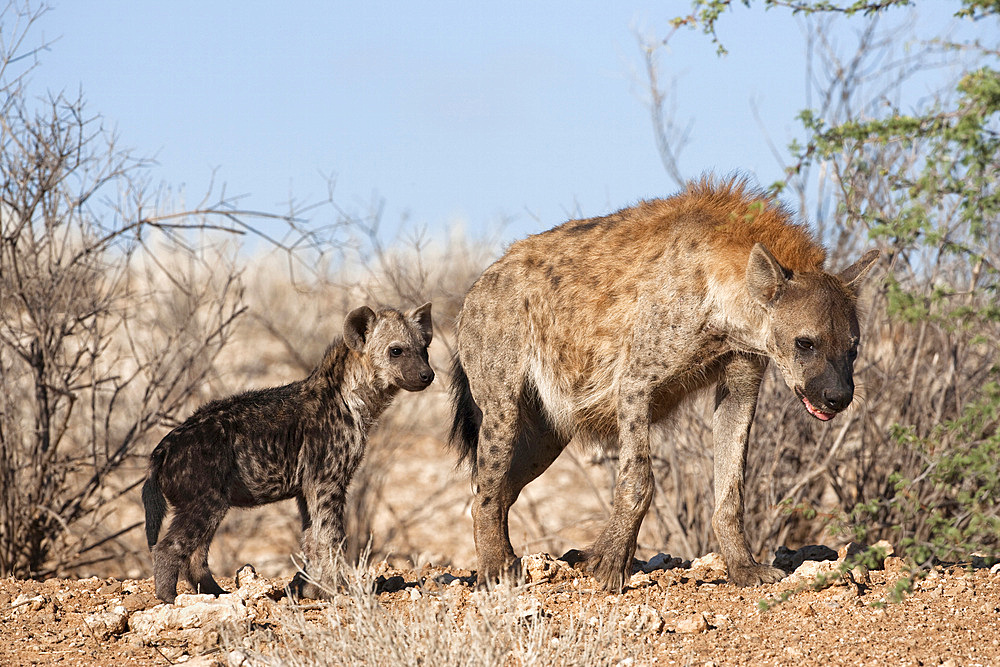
xmin=143 ymin=303 xmax=434 ymax=603
xmin=451 ymin=177 xmax=878 ymax=591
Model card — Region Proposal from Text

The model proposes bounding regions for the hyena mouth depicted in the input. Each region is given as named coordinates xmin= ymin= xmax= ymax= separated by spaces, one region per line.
xmin=795 ymin=387 xmax=836 ymax=422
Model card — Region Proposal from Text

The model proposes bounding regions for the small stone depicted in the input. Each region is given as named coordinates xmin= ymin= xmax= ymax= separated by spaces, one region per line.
xmin=884 ymin=556 xmax=908 ymax=574
xmin=12 ymin=593 xmax=46 ymax=613
xmin=232 ymin=567 xmax=280 ymax=602
xmin=673 ymin=612 xmax=709 ymax=634
xmin=375 ymin=575 xmax=407 ymax=594
xmin=971 ymin=554 xmax=999 ymax=569
xmin=234 ymin=564 xmax=258 ymax=589
xmin=628 ymin=571 xmax=655 ymax=588
xmin=619 ymin=604 xmax=664 ymax=634
xmin=644 ymin=553 xmax=685 ymax=572
xmin=83 ymin=605 xmax=129 ymax=640
xmin=122 ymin=592 xmax=156 ymax=612
xmin=98 ymin=581 xmax=123 ymax=597
xmin=227 ymin=650 xmax=251 ymax=667
xmin=873 ymin=540 xmax=895 ymax=560
xmin=183 ymin=656 xmax=226 ymax=667
xmin=773 ymin=545 xmax=838 ymax=573
xmin=522 ymin=553 xmax=574 ymax=584
xmin=787 ymin=560 xmax=840 ymax=589
xmin=690 ymin=553 xmax=726 ymax=573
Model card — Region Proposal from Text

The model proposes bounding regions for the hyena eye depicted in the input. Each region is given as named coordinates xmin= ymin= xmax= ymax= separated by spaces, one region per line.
xmin=794 ymin=337 xmax=816 ymax=352
xmin=848 ymin=344 xmax=859 ymax=360
xmin=389 ymin=346 xmax=403 ymax=358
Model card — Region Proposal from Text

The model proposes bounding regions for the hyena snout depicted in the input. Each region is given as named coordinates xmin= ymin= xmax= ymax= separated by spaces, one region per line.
xmin=822 ymin=384 xmax=853 ymax=412
xmin=396 ymin=357 xmax=435 ymax=392
xmin=798 ymin=370 xmax=854 ymax=421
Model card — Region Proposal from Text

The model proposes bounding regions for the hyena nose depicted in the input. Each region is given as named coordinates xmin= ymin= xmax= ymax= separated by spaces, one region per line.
xmin=420 ymin=367 xmax=435 ymax=385
xmin=823 ymin=387 xmax=852 ymax=412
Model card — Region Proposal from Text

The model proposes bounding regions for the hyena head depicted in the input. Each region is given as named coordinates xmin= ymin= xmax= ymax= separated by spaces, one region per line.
xmin=344 ymin=302 xmax=435 ymax=392
xmin=747 ymin=244 xmax=879 ymax=421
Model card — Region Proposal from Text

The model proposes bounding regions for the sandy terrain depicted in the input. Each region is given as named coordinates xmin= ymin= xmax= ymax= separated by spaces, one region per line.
xmin=2 ymin=549 xmax=998 ymax=666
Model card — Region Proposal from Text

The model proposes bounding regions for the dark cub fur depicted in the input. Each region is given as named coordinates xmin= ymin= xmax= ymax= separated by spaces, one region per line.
xmin=143 ymin=303 xmax=434 ymax=603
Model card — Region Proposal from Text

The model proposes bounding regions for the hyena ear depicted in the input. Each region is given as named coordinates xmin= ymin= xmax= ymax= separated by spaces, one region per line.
xmin=746 ymin=243 xmax=789 ymax=305
xmin=409 ymin=302 xmax=433 ymax=347
xmin=344 ymin=306 xmax=376 ymax=352
xmin=838 ymin=249 xmax=880 ymax=291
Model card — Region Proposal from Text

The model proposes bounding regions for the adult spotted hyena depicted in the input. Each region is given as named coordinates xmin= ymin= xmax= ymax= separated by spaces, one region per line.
xmin=143 ymin=303 xmax=434 ymax=603
xmin=451 ymin=178 xmax=878 ymax=591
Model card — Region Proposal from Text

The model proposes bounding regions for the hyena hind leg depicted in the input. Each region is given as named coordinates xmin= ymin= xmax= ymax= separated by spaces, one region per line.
xmin=473 ymin=396 xmax=568 ymax=588
xmin=153 ymin=504 xmax=227 ymax=603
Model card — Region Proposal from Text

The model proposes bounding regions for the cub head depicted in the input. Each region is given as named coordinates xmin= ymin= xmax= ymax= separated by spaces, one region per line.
xmin=747 ymin=244 xmax=879 ymax=421
xmin=343 ymin=302 xmax=435 ymax=392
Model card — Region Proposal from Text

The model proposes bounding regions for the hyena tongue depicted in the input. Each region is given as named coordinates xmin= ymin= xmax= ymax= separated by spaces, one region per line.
xmin=801 ymin=395 xmax=834 ymax=421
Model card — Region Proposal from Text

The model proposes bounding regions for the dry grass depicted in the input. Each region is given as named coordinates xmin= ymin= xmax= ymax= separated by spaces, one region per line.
xmin=221 ymin=558 xmax=643 ymax=667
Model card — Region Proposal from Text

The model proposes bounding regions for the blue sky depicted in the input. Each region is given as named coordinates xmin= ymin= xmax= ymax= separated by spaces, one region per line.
xmin=16 ymin=1 xmax=985 ymax=244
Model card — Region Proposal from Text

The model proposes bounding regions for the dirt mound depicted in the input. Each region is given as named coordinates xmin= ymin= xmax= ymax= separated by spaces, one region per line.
xmin=2 ymin=550 xmax=998 ymax=666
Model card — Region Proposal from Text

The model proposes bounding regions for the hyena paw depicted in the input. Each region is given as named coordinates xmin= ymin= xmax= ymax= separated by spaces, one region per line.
xmin=154 ymin=587 xmax=178 ymax=605
xmin=582 ymin=546 xmax=631 ymax=593
xmin=286 ymin=572 xmax=334 ymax=600
xmin=475 ymin=556 xmax=522 ymax=590
xmin=726 ymin=561 xmax=786 ymax=587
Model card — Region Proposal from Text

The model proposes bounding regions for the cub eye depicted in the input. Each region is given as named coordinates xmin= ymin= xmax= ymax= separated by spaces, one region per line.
xmin=848 ymin=344 xmax=859 ymax=360
xmin=794 ymin=338 xmax=816 ymax=352
xmin=389 ymin=347 xmax=403 ymax=358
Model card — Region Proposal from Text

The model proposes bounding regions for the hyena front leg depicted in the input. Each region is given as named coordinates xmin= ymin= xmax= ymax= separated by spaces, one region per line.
xmin=583 ymin=382 xmax=655 ymax=592
xmin=288 ymin=482 xmax=347 ymax=600
xmin=712 ymin=354 xmax=785 ymax=586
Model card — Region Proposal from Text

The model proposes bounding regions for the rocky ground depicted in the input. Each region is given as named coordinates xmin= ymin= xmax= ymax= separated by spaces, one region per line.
xmin=2 ymin=546 xmax=999 ymax=666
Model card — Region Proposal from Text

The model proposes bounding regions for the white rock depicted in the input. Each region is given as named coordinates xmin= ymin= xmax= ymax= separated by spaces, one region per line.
xmin=227 ymin=650 xmax=252 ymax=667
xmin=129 ymin=594 xmax=252 ymax=643
xmin=84 ymin=605 xmax=129 ymax=640
xmin=690 ymin=553 xmax=726 ymax=572
xmin=11 ymin=593 xmax=46 ymax=613
xmin=233 ymin=565 xmax=280 ymax=602
xmin=521 ymin=553 xmax=573 ymax=584
xmin=787 ymin=560 xmax=841 ymax=589
xmin=628 ymin=571 xmax=654 ymax=588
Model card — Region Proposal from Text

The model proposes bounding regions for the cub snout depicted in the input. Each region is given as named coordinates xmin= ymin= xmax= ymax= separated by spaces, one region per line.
xmin=398 ymin=363 xmax=435 ymax=392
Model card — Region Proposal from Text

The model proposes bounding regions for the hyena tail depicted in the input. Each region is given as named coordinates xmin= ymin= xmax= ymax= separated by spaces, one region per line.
xmin=449 ymin=355 xmax=481 ymax=469
xmin=142 ymin=448 xmax=169 ymax=549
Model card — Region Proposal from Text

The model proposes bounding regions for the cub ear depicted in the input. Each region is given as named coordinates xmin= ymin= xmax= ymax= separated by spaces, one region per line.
xmin=839 ymin=249 xmax=880 ymax=291
xmin=409 ymin=302 xmax=433 ymax=347
xmin=746 ymin=243 xmax=789 ymax=305
xmin=344 ymin=306 xmax=376 ymax=352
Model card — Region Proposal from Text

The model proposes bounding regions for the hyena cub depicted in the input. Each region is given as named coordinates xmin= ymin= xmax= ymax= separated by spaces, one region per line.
xmin=142 ymin=303 xmax=434 ymax=603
